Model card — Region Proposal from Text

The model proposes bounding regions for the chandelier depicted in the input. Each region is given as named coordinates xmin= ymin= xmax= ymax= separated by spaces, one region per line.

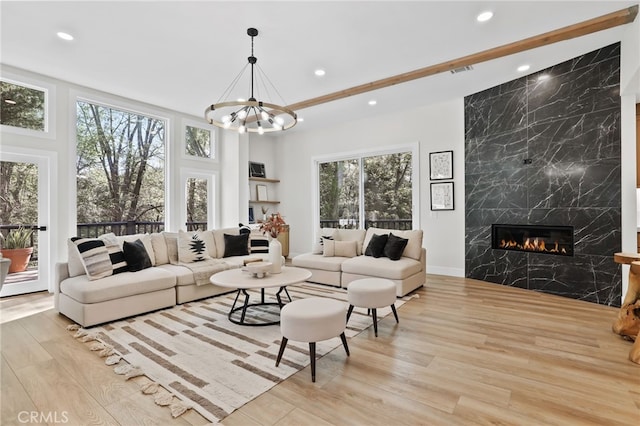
xmin=204 ymin=28 xmax=297 ymax=134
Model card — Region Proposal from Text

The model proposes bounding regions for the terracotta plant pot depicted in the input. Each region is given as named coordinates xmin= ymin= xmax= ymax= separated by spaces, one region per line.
xmin=1 ymin=247 xmax=34 ymax=273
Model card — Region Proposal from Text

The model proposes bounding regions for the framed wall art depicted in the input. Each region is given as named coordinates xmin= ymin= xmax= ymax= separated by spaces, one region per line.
xmin=430 ymin=182 xmax=454 ymax=211
xmin=429 ymin=150 xmax=453 ymax=180
xmin=256 ymin=184 xmax=268 ymax=201
xmin=249 ymin=161 xmax=266 ymax=178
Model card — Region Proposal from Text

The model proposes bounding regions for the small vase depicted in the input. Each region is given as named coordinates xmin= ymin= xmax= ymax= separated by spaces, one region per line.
xmin=268 ymin=237 xmax=282 ymax=274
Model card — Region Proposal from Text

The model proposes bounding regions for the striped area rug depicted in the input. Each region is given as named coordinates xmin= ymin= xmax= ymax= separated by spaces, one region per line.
xmin=84 ymin=283 xmax=410 ymax=423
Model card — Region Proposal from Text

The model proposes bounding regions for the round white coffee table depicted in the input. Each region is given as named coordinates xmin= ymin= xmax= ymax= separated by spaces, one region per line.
xmin=210 ymin=266 xmax=311 ymax=326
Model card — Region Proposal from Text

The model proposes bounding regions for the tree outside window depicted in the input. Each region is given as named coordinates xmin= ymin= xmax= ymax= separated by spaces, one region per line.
xmin=0 ymin=80 xmax=46 ymax=131
xmin=76 ymin=101 xmax=166 ymax=234
xmin=185 ymin=125 xmax=212 ymax=159
xmin=319 ymin=152 xmax=412 ymax=230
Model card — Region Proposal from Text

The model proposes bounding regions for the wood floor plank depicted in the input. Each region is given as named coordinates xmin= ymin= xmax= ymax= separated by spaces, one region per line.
xmin=1 ymin=275 xmax=639 ymax=425
xmin=1 ymin=355 xmax=40 ymax=426
xmin=13 ymin=358 xmax=119 ymax=425
xmin=1 ymin=321 xmax=53 ymax=370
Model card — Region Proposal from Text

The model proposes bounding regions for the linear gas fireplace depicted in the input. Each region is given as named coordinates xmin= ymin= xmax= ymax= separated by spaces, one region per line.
xmin=492 ymin=224 xmax=574 ymax=257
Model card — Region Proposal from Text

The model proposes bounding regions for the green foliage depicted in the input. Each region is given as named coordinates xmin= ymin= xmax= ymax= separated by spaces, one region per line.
xmin=185 ymin=126 xmax=211 ymax=158
xmin=1 ymin=226 xmax=33 ymax=249
xmin=0 ymin=161 xmax=39 ymax=226
xmin=319 ymin=153 xmax=412 ymax=227
xmin=75 ymin=101 xmax=166 ymax=224
xmin=0 ymin=81 xmax=45 ymax=131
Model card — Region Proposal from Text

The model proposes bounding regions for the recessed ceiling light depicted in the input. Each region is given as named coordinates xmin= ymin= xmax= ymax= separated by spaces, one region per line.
xmin=57 ymin=31 xmax=74 ymax=41
xmin=517 ymin=64 xmax=531 ymax=72
xmin=368 ymin=100 xmax=377 ymax=106
xmin=314 ymin=69 xmax=326 ymax=77
xmin=477 ymin=11 xmax=493 ymax=22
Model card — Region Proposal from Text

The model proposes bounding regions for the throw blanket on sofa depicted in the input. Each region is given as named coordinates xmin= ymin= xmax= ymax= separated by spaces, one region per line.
xmin=179 ymin=259 xmax=230 ymax=285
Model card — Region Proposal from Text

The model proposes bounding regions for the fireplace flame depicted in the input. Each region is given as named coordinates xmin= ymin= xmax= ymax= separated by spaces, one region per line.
xmin=499 ymin=237 xmax=567 ymax=254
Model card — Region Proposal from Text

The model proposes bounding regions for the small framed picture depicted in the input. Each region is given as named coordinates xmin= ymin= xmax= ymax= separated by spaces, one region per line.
xmin=430 ymin=182 xmax=454 ymax=210
xmin=249 ymin=161 xmax=266 ymax=178
xmin=429 ymin=150 xmax=453 ymax=180
xmin=256 ymin=184 xmax=268 ymax=201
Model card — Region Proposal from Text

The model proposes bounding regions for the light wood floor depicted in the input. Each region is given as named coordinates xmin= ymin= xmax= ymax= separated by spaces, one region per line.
xmin=1 ymin=275 xmax=639 ymax=425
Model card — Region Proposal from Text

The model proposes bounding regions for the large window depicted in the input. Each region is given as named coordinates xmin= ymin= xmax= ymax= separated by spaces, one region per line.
xmin=75 ymin=100 xmax=166 ymax=236
xmin=318 ymin=149 xmax=415 ymax=230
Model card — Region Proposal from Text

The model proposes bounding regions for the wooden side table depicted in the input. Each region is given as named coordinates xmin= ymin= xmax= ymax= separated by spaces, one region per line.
xmin=613 ymin=252 xmax=640 ymax=306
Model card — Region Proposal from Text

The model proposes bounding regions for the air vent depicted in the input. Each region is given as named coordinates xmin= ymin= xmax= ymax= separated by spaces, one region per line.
xmin=450 ymin=65 xmax=474 ymax=74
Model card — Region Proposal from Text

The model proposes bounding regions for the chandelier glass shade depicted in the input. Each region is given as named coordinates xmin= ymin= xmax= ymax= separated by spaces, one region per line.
xmin=204 ymin=28 xmax=297 ymax=134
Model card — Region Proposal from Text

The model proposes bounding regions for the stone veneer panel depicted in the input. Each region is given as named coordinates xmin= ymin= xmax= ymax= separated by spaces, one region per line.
xmin=464 ymin=43 xmax=621 ymax=307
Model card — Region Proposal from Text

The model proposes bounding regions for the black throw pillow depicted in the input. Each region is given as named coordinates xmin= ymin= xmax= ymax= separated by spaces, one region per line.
xmin=365 ymin=233 xmax=389 ymax=258
xmin=123 ymin=239 xmax=152 ymax=272
xmin=384 ymin=233 xmax=409 ymax=261
xmin=223 ymin=233 xmax=250 ymax=257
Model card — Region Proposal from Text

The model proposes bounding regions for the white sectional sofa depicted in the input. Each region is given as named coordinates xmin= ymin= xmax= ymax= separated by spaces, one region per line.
xmin=55 ymin=228 xmax=267 ymax=327
xmin=292 ymin=227 xmax=425 ymax=297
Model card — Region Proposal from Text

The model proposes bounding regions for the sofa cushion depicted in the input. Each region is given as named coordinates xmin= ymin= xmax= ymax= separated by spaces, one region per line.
xmin=156 ymin=264 xmax=196 ymax=286
xmin=323 ymin=239 xmax=357 ymax=258
xmin=223 ymin=233 xmax=250 ymax=257
xmin=335 ymin=228 xmax=366 ymax=255
xmin=123 ymin=239 xmax=152 ymax=272
xmin=150 ymin=232 xmax=168 ymax=266
xmin=342 ymin=255 xmax=422 ymax=280
xmin=312 ymin=228 xmax=336 ymax=254
xmin=213 ymin=227 xmax=242 ymax=258
xmin=364 ymin=233 xmax=388 ymax=258
xmin=71 ymin=237 xmax=113 ymax=280
xmin=292 ymin=253 xmax=346 ymax=272
xmin=164 ymin=232 xmax=180 ymax=264
xmin=384 ymin=233 xmax=409 ymax=261
xmin=67 ymin=238 xmax=86 ymax=277
xmin=115 ymin=233 xmax=156 ymax=266
xmin=178 ymin=230 xmax=213 ymax=263
xmin=100 ymin=233 xmax=129 ymax=274
xmin=60 ymin=267 xmax=176 ymax=304
xmin=363 ymin=228 xmax=423 ymax=260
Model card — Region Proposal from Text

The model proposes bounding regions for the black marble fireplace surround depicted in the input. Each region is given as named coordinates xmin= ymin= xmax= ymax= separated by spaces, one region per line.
xmin=464 ymin=43 xmax=622 ymax=307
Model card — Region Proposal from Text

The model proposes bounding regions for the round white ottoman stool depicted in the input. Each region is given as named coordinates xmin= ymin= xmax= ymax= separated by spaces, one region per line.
xmin=276 ymin=297 xmax=350 ymax=382
xmin=346 ymin=278 xmax=399 ymax=337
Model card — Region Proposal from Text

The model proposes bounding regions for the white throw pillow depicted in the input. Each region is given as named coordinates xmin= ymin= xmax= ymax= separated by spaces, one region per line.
xmin=312 ymin=228 xmax=337 ymax=254
xmin=178 ymin=230 xmax=213 ymax=263
xmin=335 ymin=228 xmax=366 ymax=255
xmin=164 ymin=232 xmax=180 ymax=265
xmin=150 ymin=232 xmax=168 ymax=265
xmin=323 ymin=239 xmax=357 ymax=258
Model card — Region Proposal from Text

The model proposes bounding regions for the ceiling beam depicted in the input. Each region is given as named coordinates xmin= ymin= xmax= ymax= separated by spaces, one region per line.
xmin=286 ymin=5 xmax=638 ymax=112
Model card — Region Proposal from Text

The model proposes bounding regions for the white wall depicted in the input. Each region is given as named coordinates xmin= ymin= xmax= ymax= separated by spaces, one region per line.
xmin=271 ymin=99 xmax=466 ymax=276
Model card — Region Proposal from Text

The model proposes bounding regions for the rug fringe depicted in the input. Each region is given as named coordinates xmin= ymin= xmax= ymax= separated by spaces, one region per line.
xmin=79 ymin=333 xmax=99 ymax=343
xmin=114 ymin=363 xmax=143 ymax=379
xmin=141 ymin=382 xmax=160 ymax=395
xmin=89 ymin=342 xmax=106 ymax=351
xmin=105 ymin=354 xmax=121 ymax=365
xmin=98 ymin=347 xmax=115 ymax=357
xmin=170 ymin=402 xmax=191 ymax=418
xmin=66 ymin=324 xmax=81 ymax=331
xmin=154 ymin=393 xmax=173 ymax=406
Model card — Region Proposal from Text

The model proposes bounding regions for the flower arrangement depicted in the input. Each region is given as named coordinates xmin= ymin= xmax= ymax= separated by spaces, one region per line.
xmin=259 ymin=212 xmax=287 ymax=238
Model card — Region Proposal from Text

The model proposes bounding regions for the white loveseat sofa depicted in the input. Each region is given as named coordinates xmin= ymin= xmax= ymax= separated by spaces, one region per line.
xmin=55 ymin=228 xmax=267 ymax=327
xmin=292 ymin=227 xmax=425 ymax=297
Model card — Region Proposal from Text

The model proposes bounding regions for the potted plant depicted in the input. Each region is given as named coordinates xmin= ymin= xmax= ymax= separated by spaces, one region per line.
xmin=0 ymin=227 xmax=34 ymax=273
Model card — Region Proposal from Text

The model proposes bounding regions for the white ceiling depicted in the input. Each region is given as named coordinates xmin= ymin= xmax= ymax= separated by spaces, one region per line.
xmin=1 ymin=1 xmax=638 ymax=133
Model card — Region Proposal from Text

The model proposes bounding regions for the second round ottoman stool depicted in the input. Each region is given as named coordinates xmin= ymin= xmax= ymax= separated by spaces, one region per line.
xmin=276 ymin=297 xmax=350 ymax=382
xmin=346 ymin=278 xmax=399 ymax=337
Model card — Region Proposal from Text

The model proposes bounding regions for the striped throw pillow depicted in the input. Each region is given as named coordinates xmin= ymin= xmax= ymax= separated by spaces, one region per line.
xmin=71 ymin=237 xmax=113 ymax=280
